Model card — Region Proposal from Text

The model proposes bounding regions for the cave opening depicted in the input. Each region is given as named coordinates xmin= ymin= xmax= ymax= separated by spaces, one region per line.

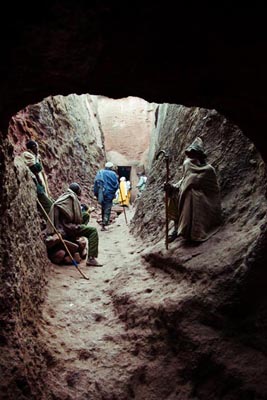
xmin=3 ymin=91 xmax=267 ymax=400
xmin=117 ymin=166 xmax=131 ymax=181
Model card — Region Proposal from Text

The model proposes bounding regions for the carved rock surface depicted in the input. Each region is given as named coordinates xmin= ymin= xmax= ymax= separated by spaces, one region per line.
xmin=1 ymin=4 xmax=267 ymax=163
xmin=9 ymin=94 xmax=105 ymax=203
xmin=96 ymin=95 xmax=156 ymax=166
xmin=0 ymin=139 xmax=51 ymax=399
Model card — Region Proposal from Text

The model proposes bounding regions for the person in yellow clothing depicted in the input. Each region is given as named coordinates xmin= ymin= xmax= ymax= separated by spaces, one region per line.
xmin=118 ymin=176 xmax=130 ymax=207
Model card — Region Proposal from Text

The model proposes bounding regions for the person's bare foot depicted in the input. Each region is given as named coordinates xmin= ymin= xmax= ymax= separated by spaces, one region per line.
xmin=86 ymin=257 xmax=103 ymax=267
xmin=74 ymin=252 xmax=82 ymax=263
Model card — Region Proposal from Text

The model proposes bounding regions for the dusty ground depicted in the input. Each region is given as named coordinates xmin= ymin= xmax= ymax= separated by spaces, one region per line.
xmin=38 ymin=198 xmax=267 ymax=400
xmin=40 ymin=205 xmax=148 ymax=399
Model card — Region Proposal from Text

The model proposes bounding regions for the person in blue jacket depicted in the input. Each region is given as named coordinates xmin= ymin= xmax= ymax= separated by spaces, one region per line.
xmin=94 ymin=162 xmax=119 ymax=231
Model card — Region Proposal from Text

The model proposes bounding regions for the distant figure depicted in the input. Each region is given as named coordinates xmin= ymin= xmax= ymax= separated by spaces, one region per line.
xmin=47 ymin=182 xmax=102 ymax=266
xmin=22 ymin=140 xmax=53 ymax=217
xmin=118 ymin=176 xmax=130 ymax=207
xmin=136 ymin=172 xmax=147 ymax=198
xmin=113 ymin=188 xmax=120 ymax=205
xmin=126 ymin=180 xmax=132 ymax=205
xmin=94 ymin=162 xmax=119 ymax=231
xmin=164 ymin=137 xmax=221 ymax=243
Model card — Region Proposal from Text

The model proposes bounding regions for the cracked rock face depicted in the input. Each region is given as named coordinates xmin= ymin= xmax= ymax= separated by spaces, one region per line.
xmin=1 ymin=4 xmax=267 ymax=162
xmin=8 ymin=94 xmax=106 ymax=203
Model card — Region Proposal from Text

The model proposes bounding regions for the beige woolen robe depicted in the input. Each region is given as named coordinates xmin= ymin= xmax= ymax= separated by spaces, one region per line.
xmin=168 ymin=157 xmax=222 ymax=242
xmin=22 ymin=150 xmax=50 ymax=195
xmin=47 ymin=189 xmax=82 ymax=236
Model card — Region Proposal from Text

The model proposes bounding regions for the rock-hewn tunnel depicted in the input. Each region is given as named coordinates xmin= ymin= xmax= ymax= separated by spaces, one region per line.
xmin=1 ymin=3 xmax=267 ymax=400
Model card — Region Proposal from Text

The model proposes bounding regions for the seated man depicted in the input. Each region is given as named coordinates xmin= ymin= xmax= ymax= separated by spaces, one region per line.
xmin=164 ymin=137 xmax=222 ymax=243
xmin=47 ymin=182 xmax=102 ymax=266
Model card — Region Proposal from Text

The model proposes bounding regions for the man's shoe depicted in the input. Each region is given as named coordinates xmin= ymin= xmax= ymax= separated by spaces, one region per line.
xmin=101 ymin=225 xmax=107 ymax=231
xmin=168 ymin=231 xmax=178 ymax=243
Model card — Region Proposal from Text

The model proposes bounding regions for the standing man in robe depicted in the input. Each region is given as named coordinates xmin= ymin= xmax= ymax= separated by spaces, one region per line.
xmin=22 ymin=140 xmax=53 ymax=217
xmin=94 ymin=162 xmax=119 ymax=231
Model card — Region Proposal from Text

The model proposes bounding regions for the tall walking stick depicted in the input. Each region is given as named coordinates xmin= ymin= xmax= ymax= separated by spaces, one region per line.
xmin=156 ymin=150 xmax=170 ymax=250
xmin=119 ymin=185 xmax=128 ymax=225
xmin=37 ymin=199 xmax=89 ymax=280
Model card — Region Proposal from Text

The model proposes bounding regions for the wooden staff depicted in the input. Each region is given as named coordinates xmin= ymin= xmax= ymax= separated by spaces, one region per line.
xmin=119 ymin=184 xmax=128 ymax=225
xmin=156 ymin=150 xmax=170 ymax=250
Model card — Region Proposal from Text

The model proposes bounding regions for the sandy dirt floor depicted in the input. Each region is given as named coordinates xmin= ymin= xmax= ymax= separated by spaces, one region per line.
xmin=40 ymin=205 xmax=149 ymax=398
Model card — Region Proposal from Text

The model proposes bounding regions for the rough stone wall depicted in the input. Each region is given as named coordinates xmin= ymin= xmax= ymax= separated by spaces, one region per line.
xmin=0 ymin=135 xmax=51 ymax=399
xmin=1 ymin=4 xmax=267 ymax=166
xmin=1 ymin=94 xmax=107 ymax=398
xmin=94 ymin=95 xmax=157 ymax=197
xmin=132 ymin=103 xmax=267 ymax=324
xmin=147 ymin=103 xmax=169 ymax=171
xmin=8 ymin=94 xmax=106 ymax=204
xmin=128 ymin=105 xmax=267 ymax=397
xmin=131 ymin=105 xmax=267 ymax=243
xmin=95 ymin=95 xmax=155 ymax=165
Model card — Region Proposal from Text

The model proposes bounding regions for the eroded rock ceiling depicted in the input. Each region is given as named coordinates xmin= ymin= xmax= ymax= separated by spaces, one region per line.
xmin=1 ymin=3 xmax=267 ymax=160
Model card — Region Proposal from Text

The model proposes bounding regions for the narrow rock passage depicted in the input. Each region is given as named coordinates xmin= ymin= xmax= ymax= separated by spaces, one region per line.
xmin=40 ymin=206 xmax=147 ymax=399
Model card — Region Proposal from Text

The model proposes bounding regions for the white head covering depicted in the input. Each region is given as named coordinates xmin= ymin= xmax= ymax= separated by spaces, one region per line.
xmin=120 ymin=176 xmax=126 ymax=181
xmin=105 ymin=161 xmax=114 ymax=169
